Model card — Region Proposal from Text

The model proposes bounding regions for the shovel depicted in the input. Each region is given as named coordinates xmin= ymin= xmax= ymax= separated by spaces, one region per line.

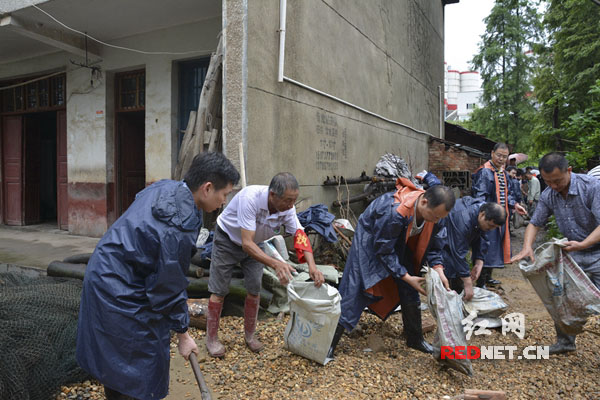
xmin=189 ymin=352 xmax=212 ymax=400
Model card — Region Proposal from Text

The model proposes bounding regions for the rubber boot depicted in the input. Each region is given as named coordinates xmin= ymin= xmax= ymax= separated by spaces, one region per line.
xmin=476 ymin=267 xmax=491 ymax=289
xmin=549 ymin=323 xmax=576 ymax=355
xmin=486 ymin=268 xmax=501 ymax=286
xmin=244 ymin=295 xmax=264 ymax=352
xmin=326 ymin=323 xmax=346 ymax=359
xmin=402 ymin=302 xmax=434 ymax=354
xmin=205 ymin=300 xmax=225 ymax=357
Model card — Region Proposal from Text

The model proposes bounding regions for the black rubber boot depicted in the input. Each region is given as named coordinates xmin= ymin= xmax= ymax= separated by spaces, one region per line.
xmin=486 ymin=268 xmax=501 ymax=286
xmin=549 ymin=323 xmax=576 ymax=355
xmin=327 ymin=323 xmax=346 ymax=359
xmin=476 ymin=267 xmax=491 ymax=289
xmin=402 ymin=302 xmax=433 ymax=354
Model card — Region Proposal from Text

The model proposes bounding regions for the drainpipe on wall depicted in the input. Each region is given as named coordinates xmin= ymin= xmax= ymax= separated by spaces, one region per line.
xmin=278 ymin=0 xmax=286 ymax=83
xmin=439 ymin=85 xmax=444 ymax=139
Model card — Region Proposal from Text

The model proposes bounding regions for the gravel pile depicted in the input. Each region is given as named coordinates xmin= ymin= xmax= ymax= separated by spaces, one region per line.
xmin=58 ymin=312 xmax=599 ymax=400
xmin=55 ymin=244 xmax=600 ymax=400
xmin=185 ymin=313 xmax=599 ymax=400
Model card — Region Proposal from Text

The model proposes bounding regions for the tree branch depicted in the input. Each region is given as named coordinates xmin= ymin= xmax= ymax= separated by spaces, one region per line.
xmin=591 ymin=0 xmax=600 ymax=7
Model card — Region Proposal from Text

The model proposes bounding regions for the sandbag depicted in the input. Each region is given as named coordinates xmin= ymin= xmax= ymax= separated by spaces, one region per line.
xmin=262 ymin=236 xmax=341 ymax=313
xmin=426 ymin=267 xmax=473 ymax=376
xmin=462 ymin=287 xmax=508 ymax=318
xmin=519 ymin=239 xmax=600 ymax=335
xmin=283 ymin=281 xmax=341 ymax=365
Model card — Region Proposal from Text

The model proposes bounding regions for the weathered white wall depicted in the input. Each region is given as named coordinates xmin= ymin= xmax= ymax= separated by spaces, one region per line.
xmin=0 ymin=17 xmax=221 ymax=181
xmin=0 ymin=17 xmax=221 ymax=234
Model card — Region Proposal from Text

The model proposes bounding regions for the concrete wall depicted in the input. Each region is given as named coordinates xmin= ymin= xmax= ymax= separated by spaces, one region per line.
xmin=0 ymin=18 xmax=221 ymax=235
xmin=242 ymin=0 xmax=445 ymax=210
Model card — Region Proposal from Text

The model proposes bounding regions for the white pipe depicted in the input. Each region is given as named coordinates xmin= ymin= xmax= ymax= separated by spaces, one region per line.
xmin=238 ymin=141 xmax=247 ymax=188
xmin=277 ymin=0 xmax=287 ymax=82
xmin=276 ymin=0 xmax=433 ymax=138
xmin=438 ymin=85 xmax=444 ymax=139
xmin=283 ymin=76 xmax=434 ymax=137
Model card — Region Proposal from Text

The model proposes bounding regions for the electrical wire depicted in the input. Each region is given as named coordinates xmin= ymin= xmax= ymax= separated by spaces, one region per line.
xmin=0 ymin=70 xmax=65 ymax=91
xmin=31 ymin=4 xmax=212 ymax=56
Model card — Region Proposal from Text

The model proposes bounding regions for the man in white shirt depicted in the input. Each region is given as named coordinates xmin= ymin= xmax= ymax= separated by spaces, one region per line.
xmin=205 ymin=172 xmax=324 ymax=357
xmin=526 ymin=170 xmax=541 ymax=215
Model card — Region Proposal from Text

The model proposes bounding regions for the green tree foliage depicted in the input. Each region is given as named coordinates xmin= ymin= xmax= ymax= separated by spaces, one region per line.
xmin=531 ymin=0 xmax=600 ymax=168
xmin=562 ymin=80 xmax=600 ymax=169
xmin=469 ymin=0 xmax=542 ymax=151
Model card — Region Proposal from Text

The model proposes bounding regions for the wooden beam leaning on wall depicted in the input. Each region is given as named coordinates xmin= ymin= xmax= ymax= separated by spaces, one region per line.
xmin=175 ymin=35 xmax=224 ymax=180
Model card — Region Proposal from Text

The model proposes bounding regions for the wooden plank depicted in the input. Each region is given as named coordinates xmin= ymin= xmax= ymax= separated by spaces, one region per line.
xmin=175 ymin=35 xmax=223 ymax=178
xmin=203 ymin=131 xmax=212 ymax=145
xmin=208 ymin=129 xmax=219 ymax=152
xmin=174 ymin=111 xmax=197 ymax=180
xmin=194 ymin=37 xmax=223 ymax=153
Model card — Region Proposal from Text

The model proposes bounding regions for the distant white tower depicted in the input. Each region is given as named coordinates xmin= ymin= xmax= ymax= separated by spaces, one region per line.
xmin=444 ymin=64 xmax=483 ymax=121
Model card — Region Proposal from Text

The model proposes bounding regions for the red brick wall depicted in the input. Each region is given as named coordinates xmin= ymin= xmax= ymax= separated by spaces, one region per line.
xmin=428 ymin=140 xmax=487 ymax=177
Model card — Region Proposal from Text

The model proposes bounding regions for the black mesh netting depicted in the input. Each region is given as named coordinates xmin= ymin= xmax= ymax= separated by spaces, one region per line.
xmin=0 ymin=272 xmax=89 ymax=400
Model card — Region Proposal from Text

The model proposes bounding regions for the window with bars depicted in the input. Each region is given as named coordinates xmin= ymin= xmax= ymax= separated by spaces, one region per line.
xmin=1 ymin=74 xmax=66 ymax=113
xmin=116 ymin=70 xmax=145 ymax=111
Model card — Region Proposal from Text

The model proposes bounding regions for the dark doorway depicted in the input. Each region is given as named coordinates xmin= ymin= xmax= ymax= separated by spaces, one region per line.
xmin=37 ymin=112 xmax=58 ymax=221
xmin=1 ymin=73 xmax=66 ymax=227
xmin=115 ymin=111 xmax=145 ymax=215
xmin=23 ymin=112 xmax=57 ymax=224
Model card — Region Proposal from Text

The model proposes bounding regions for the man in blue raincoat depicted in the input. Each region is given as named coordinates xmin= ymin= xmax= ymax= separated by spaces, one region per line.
xmin=327 ymin=179 xmax=455 ymax=358
xmin=471 ymin=143 xmax=527 ymax=288
xmin=76 ymin=152 xmax=239 ymax=400
xmin=440 ymin=197 xmax=506 ymax=301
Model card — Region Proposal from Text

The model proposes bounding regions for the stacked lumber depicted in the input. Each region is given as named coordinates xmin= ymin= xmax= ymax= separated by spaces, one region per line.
xmin=174 ymin=35 xmax=224 ymax=180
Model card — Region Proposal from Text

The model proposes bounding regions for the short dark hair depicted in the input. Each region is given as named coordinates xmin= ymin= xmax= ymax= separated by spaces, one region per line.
xmin=423 ymin=185 xmax=455 ymax=211
xmin=506 ymin=166 xmax=517 ymax=173
xmin=492 ymin=143 xmax=509 ymax=152
xmin=269 ymin=172 xmax=299 ymax=197
xmin=525 ymin=166 xmax=533 ymax=172
xmin=516 ymin=169 xmax=525 ymax=178
xmin=539 ymin=152 xmax=569 ymax=173
xmin=479 ymin=202 xmax=506 ymax=225
xmin=184 ymin=152 xmax=240 ymax=191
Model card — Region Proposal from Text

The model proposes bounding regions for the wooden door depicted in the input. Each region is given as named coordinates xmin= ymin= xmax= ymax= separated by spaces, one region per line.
xmin=2 ymin=116 xmax=23 ymax=225
xmin=23 ymin=115 xmax=41 ymax=224
xmin=56 ymin=110 xmax=68 ymax=229
xmin=117 ymin=111 xmax=145 ymax=214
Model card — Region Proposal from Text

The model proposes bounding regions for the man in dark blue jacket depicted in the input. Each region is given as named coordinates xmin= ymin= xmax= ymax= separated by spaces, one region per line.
xmin=76 ymin=152 xmax=239 ymax=400
xmin=328 ymin=180 xmax=455 ymax=358
xmin=471 ymin=143 xmax=527 ymax=287
xmin=440 ymin=197 xmax=506 ymax=301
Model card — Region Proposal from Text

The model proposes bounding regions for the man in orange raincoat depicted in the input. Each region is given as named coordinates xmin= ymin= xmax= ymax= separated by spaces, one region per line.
xmin=328 ymin=180 xmax=455 ymax=357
